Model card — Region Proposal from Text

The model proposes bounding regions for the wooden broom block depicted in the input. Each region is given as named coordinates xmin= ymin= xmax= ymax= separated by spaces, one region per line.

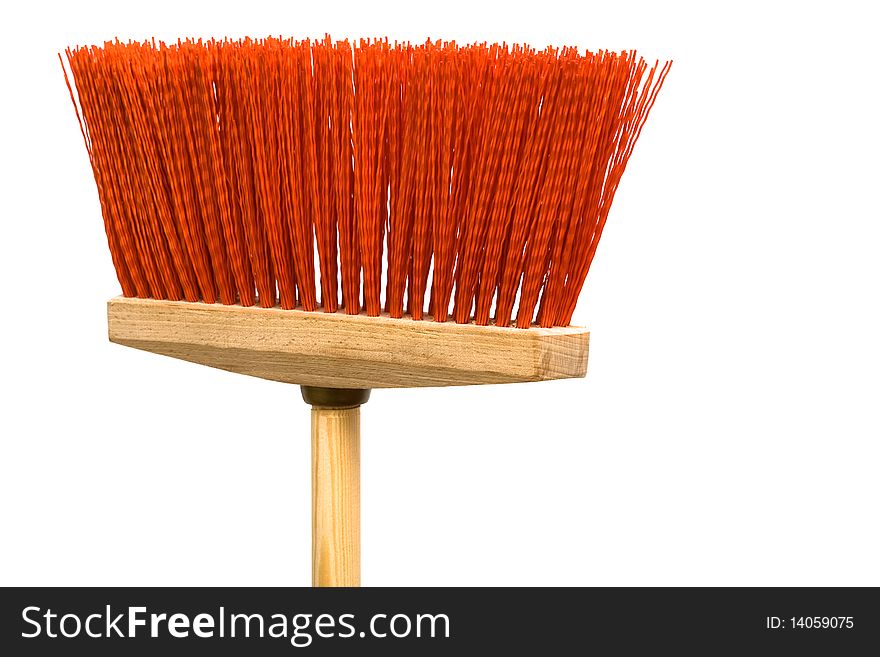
xmin=107 ymin=296 xmax=590 ymax=388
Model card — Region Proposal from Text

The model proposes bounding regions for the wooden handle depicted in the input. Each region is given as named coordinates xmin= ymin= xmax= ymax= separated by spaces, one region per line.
xmin=311 ymin=405 xmax=360 ymax=587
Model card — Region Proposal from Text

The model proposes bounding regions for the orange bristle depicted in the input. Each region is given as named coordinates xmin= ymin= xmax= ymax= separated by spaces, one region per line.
xmin=62 ymin=38 xmax=670 ymax=328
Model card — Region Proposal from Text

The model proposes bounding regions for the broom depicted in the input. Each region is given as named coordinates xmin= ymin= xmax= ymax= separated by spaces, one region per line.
xmin=60 ymin=37 xmax=670 ymax=586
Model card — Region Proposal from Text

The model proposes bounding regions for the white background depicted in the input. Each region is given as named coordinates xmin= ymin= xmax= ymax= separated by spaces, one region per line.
xmin=1 ymin=1 xmax=878 ymax=586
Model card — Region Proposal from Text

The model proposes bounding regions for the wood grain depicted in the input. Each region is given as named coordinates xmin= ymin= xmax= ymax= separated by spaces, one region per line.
xmin=107 ymin=297 xmax=589 ymax=388
xmin=312 ymin=407 xmax=360 ymax=587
